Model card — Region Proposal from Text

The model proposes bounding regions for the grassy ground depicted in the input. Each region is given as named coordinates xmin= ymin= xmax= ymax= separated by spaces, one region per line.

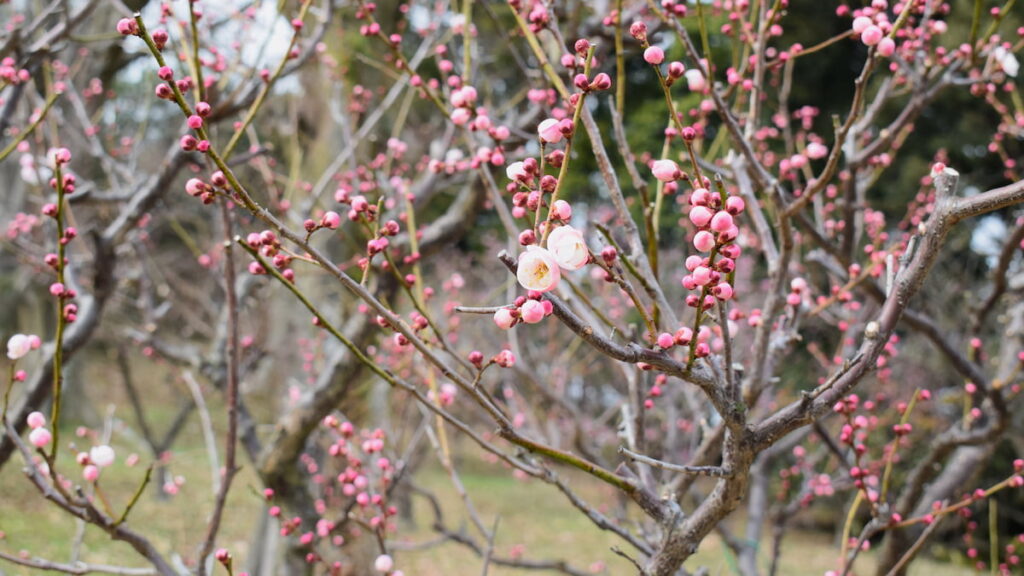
xmin=0 ymin=441 xmax=972 ymax=576
xmin=0 ymin=371 xmax=971 ymax=576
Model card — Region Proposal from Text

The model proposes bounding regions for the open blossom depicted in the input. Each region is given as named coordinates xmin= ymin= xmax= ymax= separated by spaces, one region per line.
xmin=547 ymin=225 xmax=589 ymax=271
xmin=374 ymin=554 xmax=394 ymax=572
xmin=90 ymin=445 xmax=116 ymax=467
xmin=993 ymin=46 xmax=1019 ymax=77
xmin=7 ymin=334 xmax=37 ymax=360
xmin=516 ymin=246 xmax=561 ymax=292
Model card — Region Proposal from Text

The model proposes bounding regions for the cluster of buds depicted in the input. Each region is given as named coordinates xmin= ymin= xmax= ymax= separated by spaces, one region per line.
xmin=26 ymin=411 xmax=52 ymax=448
xmin=318 ymin=420 xmax=399 ymax=539
xmin=680 ymin=186 xmax=744 ymax=308
xmin=650 ymin=325 xmax=713 ymax=359
xmin=849 ymin=4 xmax=896 ymax=55
xmin=336 ymin=191 xmax=378 ymax=223
xmin=76 ymin=444 xmax=116 ymax=482
xmin=154 ymin=71 xmax=195 ymax=101
xmin=493 ymin=292 xmax=555 ymax=329
xmin=536 ymin=117 xmax=575 ymax=144
xmin=246 ymin=230 xmax=295 ymax=281
xmin=0 ymin=57 xmax=31 ymax=85
xmin=184 ymin=177 xmax=216 ymax=204
xmin=363 ymin=219 xmax=399 ymax=263
xmin=303 ymin=210 xmax=341 ymax=234
xmin=378 ymin=310 xmax=428 ymax=349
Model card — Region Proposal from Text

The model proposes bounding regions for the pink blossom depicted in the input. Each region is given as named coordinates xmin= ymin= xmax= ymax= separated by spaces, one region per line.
xmin=547 ymin=225 xmax=589 ymax=271
xmin=516 ymin=247 xmax=561 ymax=292
xmin=538 ymin=118 xmax=563 ymax=143
xmin=651 ymin=159 xmax=681 ymax=182
xmin=656 ymin=333 xmax=674 ymax=348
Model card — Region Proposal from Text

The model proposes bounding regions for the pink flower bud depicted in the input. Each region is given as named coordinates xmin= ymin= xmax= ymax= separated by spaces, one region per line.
xmin=590 ymin=73 xmax=612 ymax=91
xmin=552 ymin=199 xmax=572 ymax=220
xmin=644 ymin=46 xmax=665 ymax=65
xmin=684 ymin=69 xmax=706 ymax=92
xmin=493 ymin=308 xmax=515 ymax=330
xmin=656 ymin=332 xmax=674 ymax=349
xmin=877 ymin=37 xmax=896 ymax=57
xmin=692 ymin=266 xmax=712 ymax=286
xmin=520 ymin=299 xmax=546 ymax=324
xmin=651 ymin=159 xmax=680 ymax=182
xmin=27 ymin=412 xmax=46 ymax=429
xmin=83 ymin=465 xmax=100 ymax=482
xmin=322 ymin=211 xmax=341 ymax=229
xmin=861 ymin=26 xmax=883 ymax=47
xmin=668 ymin=61 xmax=685 ymax=78
xmin=537 ymin=118 xmax=563 ymax=143
xmin=116 ymin=18 xmax=138 ymax=36
xmin=713 ymin=282 xmax=734 ymax=300
xmin=710 ymin=211 xmax=734 ymax=233
xmin=29 ymin=427 xmax=52 ymax=447
xmin=693 ymin=230 xmax=715 ymax=252
xmin=725 ymin=196 xmax=745 ymax=215
xmin=689 ymin=205 xmax=713 ymax=227
xmin=547 ymin=225 xmax=589 ymax=271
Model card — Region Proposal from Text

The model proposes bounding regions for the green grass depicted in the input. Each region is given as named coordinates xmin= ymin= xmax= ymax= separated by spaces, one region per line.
xmin=0 ymin=378 xmax=972 ymax=576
